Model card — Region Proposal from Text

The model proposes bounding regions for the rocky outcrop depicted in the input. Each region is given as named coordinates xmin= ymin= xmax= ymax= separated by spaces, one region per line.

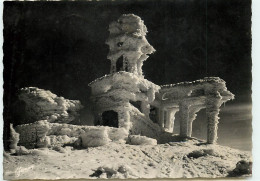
xmin=18 ymin=87 xmax=83 ymax=123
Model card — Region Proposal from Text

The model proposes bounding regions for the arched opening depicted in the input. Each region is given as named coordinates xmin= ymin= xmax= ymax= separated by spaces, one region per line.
xmin=101 ymin=110 xmax=118 ymax=128
xmin=190 ymin=108 xmax=207 ymax=140
xmin=116 ymin=56 xmax=124 ymax=71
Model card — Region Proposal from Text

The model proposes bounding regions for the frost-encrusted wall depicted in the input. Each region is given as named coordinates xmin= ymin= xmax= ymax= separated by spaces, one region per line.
xmin=14 ymin=87 xmax=130 ymax=149
xmin=89 ymin=72 xmax=161 ymax=138
xmin=15 ymin=120 xmax=128 ymax=148
xmin=18 ymin=87 xmax=83 ymax=123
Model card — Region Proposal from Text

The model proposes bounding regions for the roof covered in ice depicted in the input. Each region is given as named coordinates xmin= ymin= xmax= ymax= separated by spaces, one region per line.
xmin=158 ymin=77 xmax=234 ymax=102
xmin=88 ymin=71 xmax=158 ymax=88
xmin=160 ymin=77 xmax=225 ymax=88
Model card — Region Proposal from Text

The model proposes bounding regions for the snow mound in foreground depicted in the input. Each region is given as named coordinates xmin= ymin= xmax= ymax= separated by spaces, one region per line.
xmin=81 ymin=127 xmax=110 ymax=147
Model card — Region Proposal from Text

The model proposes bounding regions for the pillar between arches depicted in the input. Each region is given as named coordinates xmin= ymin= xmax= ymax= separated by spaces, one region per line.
xmin=179 ymin=103 xmax=190 ymax=137
xmin=206 ymin=93 xmax=222 ymax=144
xmin=158 ymin=108 xmax=165 ymax=128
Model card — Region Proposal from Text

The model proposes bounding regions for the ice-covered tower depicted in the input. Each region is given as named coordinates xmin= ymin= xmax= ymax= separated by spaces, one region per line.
xmin=106 ymin=14 xmax=155 ymax=76
xmin=89 ymin=14 xmax=161 ymax=139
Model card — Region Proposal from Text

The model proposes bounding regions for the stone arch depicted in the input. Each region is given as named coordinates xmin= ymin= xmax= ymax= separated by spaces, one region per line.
xmin=191 ymin=108 xmax=207 ymax=140
xmin=188 ymin=107 xmax=206 ymax=139
xmin=179 ymin=103 xmax=205 ymax=137
xmin=163 ymin=107 xmax=179 ymax=133
xmin=101 ymin=110 xmax=119 ymax=128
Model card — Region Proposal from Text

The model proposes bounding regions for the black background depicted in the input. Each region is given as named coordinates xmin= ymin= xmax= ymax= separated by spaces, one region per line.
xmin=3 ymin=0 xmax=252 ymax=149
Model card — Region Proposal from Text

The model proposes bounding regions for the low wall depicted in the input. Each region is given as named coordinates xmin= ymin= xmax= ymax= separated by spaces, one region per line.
xmin=15 ymin=120 xmax=128 ymax=148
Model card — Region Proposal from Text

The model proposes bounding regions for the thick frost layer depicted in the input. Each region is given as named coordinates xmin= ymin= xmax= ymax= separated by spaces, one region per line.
xmin=159 ymin=77 xmax=234 ymax=102
xmin=48 ymin=135 xmax=78 ymax=147
xmin=157 ymin=77 xmax=234 ymax=143
xmin=15 ymin=120 xmax=128 ymax=148
xmin=89 ymin=71 xmax=160 ymax=96
xmin=18 ymin=87 xmax=83 ymax=123
xmin=89 ymin=72 xmax=161 ymax=137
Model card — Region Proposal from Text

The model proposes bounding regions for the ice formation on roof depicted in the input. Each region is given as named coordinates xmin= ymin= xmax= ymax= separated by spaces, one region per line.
xmin=89 ymin=71 xmax=162 ymax=139
xmin=159 ymin=77 xmax=234 ymax=102
xmin=18 ymin=87 xmax=83 ymax=123
xmin=106 ymin=14 xmax=155 ymax=76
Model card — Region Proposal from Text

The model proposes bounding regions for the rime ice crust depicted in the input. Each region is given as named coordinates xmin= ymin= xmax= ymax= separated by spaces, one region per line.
xmin=89 ymin=15 xmax=162 ymax=139
xmin=13 ymin=14 xmax=235 ymax=148
xmin=89 ymin=72 xmax=162 ymax=139
xmin=90 ymin=15 xmax=234 ymax=144
xmin=156 ymin=77 xmax=234 ymax=144
xmin=89 ymin=14 xmax=234 ymax=143
xmin=18 ymin=87 xmax=83 ymax=123
xmin=106 ymin=14 xmax=155 ymax=76
xmin=15 ymin=120 xmax=128 ymax=148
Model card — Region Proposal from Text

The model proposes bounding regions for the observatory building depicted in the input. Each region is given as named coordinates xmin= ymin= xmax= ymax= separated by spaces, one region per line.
xmin=89 ymin=14 xmax=234 ymax=144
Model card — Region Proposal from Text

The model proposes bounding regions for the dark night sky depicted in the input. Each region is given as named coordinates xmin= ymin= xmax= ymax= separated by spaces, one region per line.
xmin=3 ymin=0 xmax=252 ymax=149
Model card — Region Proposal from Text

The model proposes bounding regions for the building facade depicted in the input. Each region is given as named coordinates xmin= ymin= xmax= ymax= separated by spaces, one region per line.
xmin=89 ymin=14 xmax=234 ymax=144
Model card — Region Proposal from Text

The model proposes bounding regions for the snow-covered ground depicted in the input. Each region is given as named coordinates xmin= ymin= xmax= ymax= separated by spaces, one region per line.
xmin=3 ymin=139 xmax=251 ymax=180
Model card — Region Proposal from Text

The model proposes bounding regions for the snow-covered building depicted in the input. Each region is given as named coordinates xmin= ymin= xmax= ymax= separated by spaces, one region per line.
xmin=13 ymin=14 xmax=234 ymax=150
xmin=89 ymin=14 xmax=234 ymax=144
